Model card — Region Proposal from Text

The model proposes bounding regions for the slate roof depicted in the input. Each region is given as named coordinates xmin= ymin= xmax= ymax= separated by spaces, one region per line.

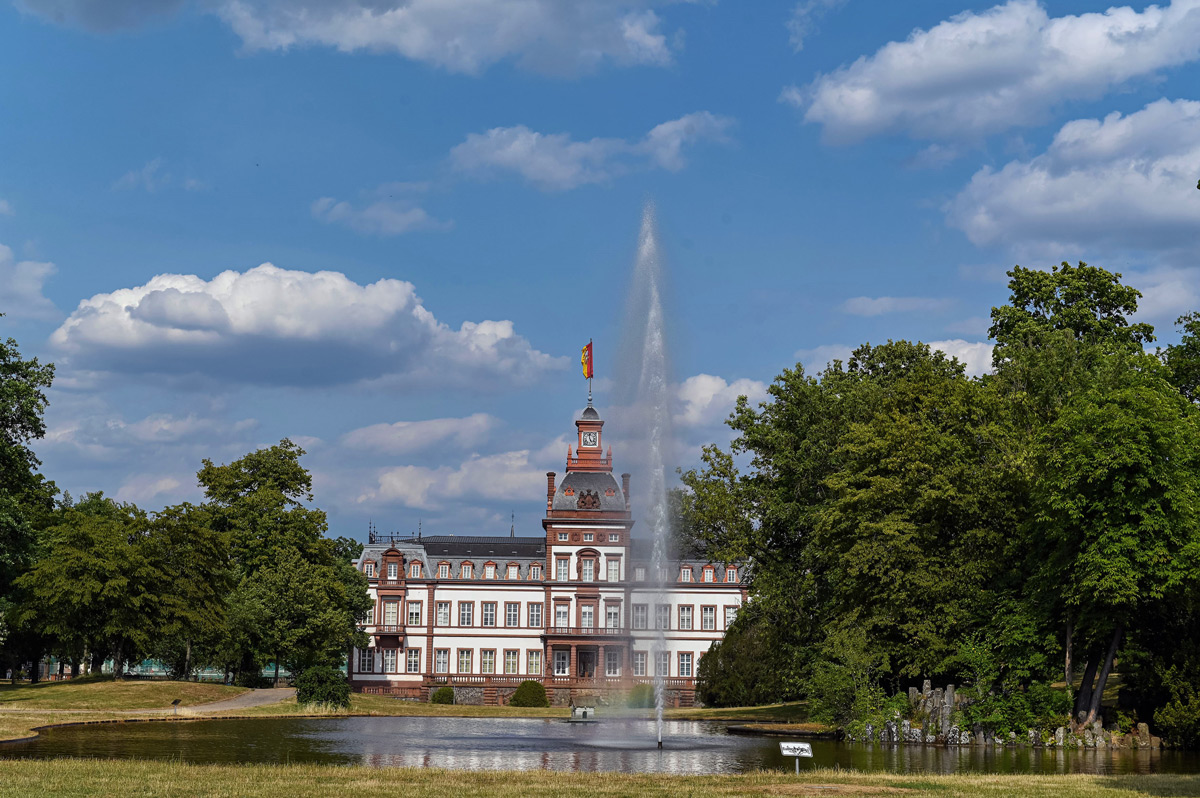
xmin=552 ymin=471 xmax=626 ymax=512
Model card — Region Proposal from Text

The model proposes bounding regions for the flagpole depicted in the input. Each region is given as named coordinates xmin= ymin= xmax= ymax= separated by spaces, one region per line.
xmin=588 ymin=338 xmax=593 ymax=406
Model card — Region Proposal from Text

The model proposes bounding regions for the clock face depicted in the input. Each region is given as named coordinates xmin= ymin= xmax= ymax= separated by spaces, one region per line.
xmin=581 ymin=431 xmax=599 ymax=447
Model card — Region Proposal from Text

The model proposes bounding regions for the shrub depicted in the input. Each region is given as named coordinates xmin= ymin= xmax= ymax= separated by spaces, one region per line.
xmin=430 ymin=686 xmax=455 ymax=704
xmin=627 ymin=683 xmax=656 ymax=708
xmin=294 ymin=665 xmax=350 ymax=709
xmin=509 ymin=680 xmax=549 ymax=707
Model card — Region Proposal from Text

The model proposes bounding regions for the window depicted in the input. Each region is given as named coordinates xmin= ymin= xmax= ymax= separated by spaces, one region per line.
xmin=482 ymin=602 xmax=496 ymax=627
xmin=556 ymin=559 xmax=569 ymax=582
xmin=436 ymin=602 xmax=450 ymax=626
xmin=383 ymin=649 xmax=398 ymax=673
xmin=583 ymin=532 xmax=593 ymax=542
xmin=655 ymin=651 xmax=670 ymax=677
xmin=632 ymin=604 xmax=648 ymax=630
xmin=725 ymin=606 xmax=738 ymax=628
xmin=609 ymin=533 xmax=620 ymax=543
xmin=605 ymin=650 xmax=621 ymax=677
xmin=358 ymin=648 xmax=374 ymax=673
xmin=505 ymin=602 xmax=520 ymax=627
xmin=580 ymin=605 xmax=594 ymax=629
xmin=439 ymin=563 xmax=449 ymax=579
xmin=410 ymin=563 xmax=421 ymax=579
xmin=461 ymin=563 xmax=473 ymax=579
xmin=555 ymin=604 xmax=569 ymax=629
xmin=557 ymin=532 xmax=568 ymax=541
xmin=554 ymin=651 xmax=569 ymax=676
xmin=504 ymin=650 xmax=519 ymax=674
xmin=529 ymin=603 xmax=543 ymax=628
xmin=481 ymin=650 xmax=495 ymax=674
xmin=507 ymin=564 xmax=519 ymax=580
xmin=458 ymin=649 xmax=472 ymax=673
xmin=435 ymin=649 xmax=449 ymax=674
xmin=459 ymin=603 xmax=473 ymax=626
xmin=703 ymin=568 xmax=714 ymax=583
xmin=407 ymin=649 xmax=421 ymax=673
xmin=633 ymin=652 xmax=647 ymax=676
xmin=679 ymin=606 xmax=692 ymax=631
xmin=702 ymin=606 xmax=715 ymax=631
xmin=528 ymin=651 xmax=542 ymax=675
xmin=581 ymin=559 xmax=594 ymax=582
xmin=607 ymin=559 xmax=620 ymax=583
xmin=484 ymin=563 xmax=495 ymax=579
xmin=383 ymin=601 xmax=399 ymax=627
xmin=531 ymin=564 xmax=542 ymax=580
xmin=387 ymin=562 xmax=397 ymax=580
xmin=727 ymin=567 xmax=738 ymax=582
xmin=365 ymin=562 xmax=375 ymax=577
xmin=606 ymin=605 xmax=620 ymax=629
xmin=407 ymin=601 xmax=422 ymax=626
xmin=679 ymin=652 xmax=693 ymax=678
xmin=363 ymin=606 xmax=374 ymax=626
xmin=680 ymin=567 xmax=692 ymax=583
xmin=635 ymin=567 xmax=646 ymax=582
xmin=655 ymin=604 xmax=671 ymax=630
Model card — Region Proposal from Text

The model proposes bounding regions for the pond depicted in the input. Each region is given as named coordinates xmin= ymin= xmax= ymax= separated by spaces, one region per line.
xmin=4 ymin=716 xmax=1199 ymax=775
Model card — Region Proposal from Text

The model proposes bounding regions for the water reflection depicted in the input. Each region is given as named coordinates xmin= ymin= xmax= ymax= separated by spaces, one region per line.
xmin=2 ymin=717 xmax=1197 ymax=776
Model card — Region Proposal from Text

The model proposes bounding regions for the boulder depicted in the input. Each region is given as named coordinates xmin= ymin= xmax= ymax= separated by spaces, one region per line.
xmin=1138 ymin=723 xmax=1151 ymax=747
xmin=1027 ymin=729 xmax=1038 ymax=746
xmin=864 ymin=723 xmax=875 ymax=742
xmin=960 ymin=730 xmax=972 ymax=745
xmin=1151 ymin=736 xmax=1161 ymax=749
xmin=1054 ymin=727 xmax=1066 ymax=747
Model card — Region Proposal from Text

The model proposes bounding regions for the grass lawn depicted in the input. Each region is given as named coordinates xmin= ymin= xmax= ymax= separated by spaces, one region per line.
xmin=0 ymin=678 xmax=247 ymax=711
xmin=667 ymin=701 xmax=810 ymax=723
xmin=2 ymin=760 xmax=1199 ymax=797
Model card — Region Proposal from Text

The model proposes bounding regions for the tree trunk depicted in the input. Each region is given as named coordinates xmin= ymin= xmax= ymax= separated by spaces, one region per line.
xmin=70 ymin=660 xmax=80 ymax=679
xmin=1074 ymin=656 xmax=1098 ymax=722
xmin=30 ymin=658 xmax=40 ymax=684
xmin=1085 ymin=624 xmax=1123 ymax=726
xmin=1064 ymin=621 xmax=1074 ymax=688
xmin=183 ymin=640 xmax=192 ymax=680
xmin=113 ymin=641 xmax=125 ymax=681
xmin=274 ymin=655 xmax=280 ymax=687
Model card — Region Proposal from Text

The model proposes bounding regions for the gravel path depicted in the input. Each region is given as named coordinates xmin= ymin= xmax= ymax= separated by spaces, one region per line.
xmin=185 ymin=688 xmax=296 ymax=714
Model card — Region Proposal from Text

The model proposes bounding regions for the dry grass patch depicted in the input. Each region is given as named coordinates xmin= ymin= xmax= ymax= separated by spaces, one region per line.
xmin=0 ymin=679 xmax=246 ymax=711
xmin=1 ymin=761 xmax=1199 ymax=798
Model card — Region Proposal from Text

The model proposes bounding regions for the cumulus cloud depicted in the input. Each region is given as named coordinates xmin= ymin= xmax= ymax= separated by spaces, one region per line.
xmin=0 ymin=243 xmax=58 ymax=320
xmin=450 ymin=112 xmax=734 ymax=191
xmin=0 ymin=199 xmax=13 ymax=215
xmin=113 ymin=157 xmax=171 ymax=192
xmin=787 ymin=0 xmax=845 ymax=52
xmin=675 ymin=374 xmax=768 ymax=428
xmin=43 ymin=410 xmax=259 ymax=461
xmin=49 ymin=263 xmax=563 ymax=388
xmin=311 ymin=183 xmax=449 ymax=236
xmin=840 ymin=296 xmax=955 ymax=316
xmin=22 ymin=0 xmax=683 ymax=75
xmin=341 ymin=413 xmax=497 ymax=455
xmin=947 ymin=98 xmax=1200 ymax=256
xmin=792 ymin=0 xmax=1200 ymax=142
xmin=927 ymin=339 xmax=994 ymax=377
xmin=795 ymin=343 xmax=854 ymax=375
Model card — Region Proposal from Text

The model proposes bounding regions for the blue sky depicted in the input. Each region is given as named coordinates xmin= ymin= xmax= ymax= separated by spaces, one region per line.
xmin=2 ymin=0 xmax=1199 ymax=538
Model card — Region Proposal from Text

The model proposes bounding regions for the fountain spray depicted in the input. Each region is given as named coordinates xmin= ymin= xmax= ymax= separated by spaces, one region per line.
xmin=626 ymin=203 xmax=673 ymax=751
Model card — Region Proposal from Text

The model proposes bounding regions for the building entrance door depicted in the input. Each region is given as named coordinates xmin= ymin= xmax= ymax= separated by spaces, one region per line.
xmin=577 ymin=651 xmax=596 ymax=678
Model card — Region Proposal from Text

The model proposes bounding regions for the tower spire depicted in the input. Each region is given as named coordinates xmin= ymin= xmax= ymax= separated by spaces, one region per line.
xmin=510 ymin=511 xmax=515 ymax=538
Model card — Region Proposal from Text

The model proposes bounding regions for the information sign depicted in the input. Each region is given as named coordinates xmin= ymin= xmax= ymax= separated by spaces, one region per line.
xmin=779 ymin=741 xmax=813 ymax=773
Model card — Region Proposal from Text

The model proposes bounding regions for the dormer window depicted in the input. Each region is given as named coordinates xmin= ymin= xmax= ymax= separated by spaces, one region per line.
xmin=364 ymin=562 xmax=375 ymax=578
xmin=438 ymin=563 xmax=449 ymax=579
xmin=680 ymin=567 xmax=692 ymax=583
xmin=703 ymin=567 xmax=714 ymax=583
xmin=726 ymin=567 xmax=738 ymax=582
xmin=531 ymin=563 xmax=542 ymax=580
xmin=507 ymin=564 xmax=519 ymax=580
xmin=462 ymin=563 xmax=473 ymax=579
xmin=409 ymin=563 xmax=421 ymax=579
xmin=387 ymin=562 xmax=398 ymax=581
xmin=485 ymin=563 xmax=495 ymax=579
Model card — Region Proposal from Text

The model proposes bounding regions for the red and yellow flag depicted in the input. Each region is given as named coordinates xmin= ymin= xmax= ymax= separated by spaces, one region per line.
xmin=581 ymin=341 xmax=594 ymax=379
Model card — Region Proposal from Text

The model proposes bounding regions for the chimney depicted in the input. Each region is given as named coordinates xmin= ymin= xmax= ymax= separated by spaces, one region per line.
xmin=546 ymin=472 xmax=556 ymax=511
xmin=621 ymin=473 xmax=631 ymax=511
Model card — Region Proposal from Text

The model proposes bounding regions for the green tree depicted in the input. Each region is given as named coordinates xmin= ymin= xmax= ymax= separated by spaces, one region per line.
xmin=1163 ymin=312 xmax=1200 ymax=402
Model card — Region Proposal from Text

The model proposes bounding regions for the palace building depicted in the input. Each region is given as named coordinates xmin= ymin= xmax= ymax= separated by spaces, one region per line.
xmin=350 ymin=403 xmax=747 ymax=706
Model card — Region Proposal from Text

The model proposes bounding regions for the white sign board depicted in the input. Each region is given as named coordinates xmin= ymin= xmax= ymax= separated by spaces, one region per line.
xmin=779 ymin=741 xmax=813 ymax=757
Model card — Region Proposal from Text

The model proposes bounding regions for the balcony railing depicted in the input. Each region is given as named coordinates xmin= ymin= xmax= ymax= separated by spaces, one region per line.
xmin=375 ymin=625 xmax=404 ymax=634
xmin=543 ymin=626 xmax=629 ymax=636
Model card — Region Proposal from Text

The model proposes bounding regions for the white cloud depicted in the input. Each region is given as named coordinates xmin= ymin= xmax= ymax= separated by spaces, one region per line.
xmin=450 ymin=112 xmax=734 ymax=191
xmin=793 ymin=0 xmax=1200 ymax=142
xmin=115 ymin=473 xmax=185 ymax=504
xmin=311 ymin=183 xmax=450 ymax=236
xmin=342 ymin=413 xmax=497 ymax=455
xmin=0 ymin=199 xmax=13 ymax=215
xmin=947 ymin=99 xmax=1200 ymax=255
xmin=675 ymin=374 xmax=767 ymax=428
xmin=50 ymin=263 xmax=563 ymax=387
xmin=0 ymin=243 xmax=58 ymax=320
xmin=43 ymin=410 xmax=259 ymax=460
xmin=787 ymin=0 xmax=845 ymax=52
xmin=113 ymin=157 xmax=170 ymax=192
xmin=360 ymin=440 xmax=562 ymax=510
xmin=926 ymin=339 xmax=994 ymax=377
xmin=840 ymin=296 xmax=955 ymax=316
xmin=795 ymin=343 xmax=854 ymax=375
xmin=216 ymin=0 xmax=675 ymax=75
